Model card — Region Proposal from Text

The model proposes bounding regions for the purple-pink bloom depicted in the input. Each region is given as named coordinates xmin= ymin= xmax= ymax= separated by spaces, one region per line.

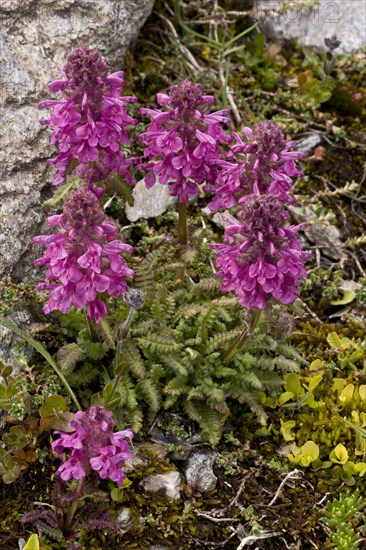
xmin=39 ymin=45 xmax=138 ymax=187
xmin=206 ymin=121 xmax=305 ymax=211
xmin=52 ymin=406 xmax=133 ymax=486
xmin=33 ymin=186 xmax=134 ymax=322
xmin=211 ymin=195 xmax=311 ymax=309
xmin=138 ymin=79 xmax=231 ymax=203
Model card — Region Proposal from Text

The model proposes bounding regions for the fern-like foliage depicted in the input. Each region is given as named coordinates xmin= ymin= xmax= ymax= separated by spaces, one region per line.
xmin=191 ymin=277 xmax=222 ymax=295
xmin=72 ymin=502 xmax=116 ymax=532
xmin=95 ymin=317 xmax=116 ymax=348
xmin=66 ymin=362 xmax=100 ymax=388
xmin=137 ymin=333 xmax=183 ymax=355
xmin=184 ymin=399 xmax=225 ymax=447
xmin=116 ymin=267 xmax=307 ymax=445
xmin=44 ymin=238 xmax=306 ymax=447
xmin=57 ymin=343 xmax=85 ymax=374
xmin=121 ymin=339 xmax=146 ymax=380
xmin=21 ymin=509 xmax=63 ymax=540
xmin=79 ymin=339 xmax=107 ymax=361
xmin=132 ymin=244 xmax=174 ymax=300
xmin=136 ymin=378 xmax=161 ymax=421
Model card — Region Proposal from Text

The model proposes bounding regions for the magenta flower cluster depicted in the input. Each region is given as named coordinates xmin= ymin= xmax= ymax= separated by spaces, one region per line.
xmin=36 ymin=45 xmax=309 ymax=317
xmin=52 ymin=406 xmax=133 ymax=486
xmin=206 ymin=121 xmax=309 ymax=309
xmin=38 ymin=45 xmax=137 ymax=186
xmin=212 ymin=195 xmax=311 ymax=309
xmin=206 ymin=121 xmax=305 ymax=211
xmin=33 ymin=187 xmax=134 ymax=323
xmin=138 ymin=79 xmax=231 ymax=202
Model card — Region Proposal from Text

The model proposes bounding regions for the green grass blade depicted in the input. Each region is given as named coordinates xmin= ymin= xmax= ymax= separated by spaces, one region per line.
xmin=0 ymin=316 xmax=81 ymax=410
xmin=225 ymin=22 xmax=258 ymax=48
xmin=342 ymin=416 xmax=366 ymax=438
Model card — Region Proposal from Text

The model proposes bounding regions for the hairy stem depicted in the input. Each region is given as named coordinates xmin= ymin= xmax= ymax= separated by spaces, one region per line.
xmin=64 ymin=478 xmax=84 ymax=534
xmin=178 ymin=201 xmax=188 ymax=246
xmin=109 ymin=306 xmax=136 ymax=402
xmin=176 ymin=201 xmax=188 ymax=281
xmin=84 ymin=308 xmax=96 ymax=340
xmin=223 ymin=309 xmax=261 ymax=366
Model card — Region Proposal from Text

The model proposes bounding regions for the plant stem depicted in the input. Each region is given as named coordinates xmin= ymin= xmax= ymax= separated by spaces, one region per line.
xmin=64 ymin=477 xmax=84 ymax=534
xmin=223 ymin=309 xmax=261 ymax=366
xmin=84 ymin=308 xmax=94 ymax=339
xmin=176 ymin=201 xmax=188 ymax=281
xmin=114 ymin=306 xmax=135 ymax=370
xmin=178 ymin=201 xmax=188 ymax=246
xmin=108 ymin=306 xmax=136 ymax=402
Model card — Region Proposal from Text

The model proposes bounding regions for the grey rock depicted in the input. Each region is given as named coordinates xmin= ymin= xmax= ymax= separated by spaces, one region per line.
xmin=141 ymin=471 xmax=182 ymax=500
xmin=0 ymin=310 xmax=33 ymax=369
xmin=289 ymin=205 xmax=345 ymax=260
xmin=297 ymin=134 xmax=322 ymax=154
xmin=256 ymin=0 xmax=366 ymax=54
xmin=0 ymin=0 xmax=154 ymax=281
xmin=125 ymin=179 xmax=176 ymax=222
xmin=340 ymin=280 xmax=362 ymax=292
xmin=116 ymin=507 xmax=133 ymax=530
xmin=185 ymin=451 xmax=218 ymax=493
xmin=0 ymin=0 xmax=154 ymax=363
xmin=306 ymin=222 xmax=343 ymax=260
xmin=123 ymin=449 xmax=149 ymax=474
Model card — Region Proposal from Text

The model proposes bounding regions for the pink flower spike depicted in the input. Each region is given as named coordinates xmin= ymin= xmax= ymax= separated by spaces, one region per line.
xmin=39 ymin=45 xmax=138 ymax=187
xmin=48 ymin=79 xmax=69 ymax=92
xmin=103 ymin=240 xmax=134 ymax=255
xmin=138 ymin=79 xmax=231 ymax=202
xmin=58 ymin=457 xmax=86 ymax=481
xmin=210 ymin=195 xmax=311 ymax=309
xmin=206 ymin=120 xmax=305 ymax=210
xmin=52 ymin=406 xmax=133 ymax=485
xmin=33 ymin=187 xmax=134 ymax=322
xmin=47 ymin=214 xmax=64 ymax=227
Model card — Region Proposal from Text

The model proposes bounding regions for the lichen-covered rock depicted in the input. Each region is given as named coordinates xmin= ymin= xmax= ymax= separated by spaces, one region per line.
xmin=289 ymin=205 xmax=345 ymax=261
xmin=297 ymin=134 xmax=322 ymax=155
xmin=116 ymin=507 xmax=133 ymax=531
xmin=257 ymin=0 xmax=366 ymax=54
xmin=0 ymin=310 xmax=33 ymax=369
xmin=0 ymin=0 xmax=154 ymax=365
xmin=0 ymin=0 xmax=155 ymax=282
xmin=185 ymin=451 xmax=218 ymax=493
xmin=122 ymin=448 xmax=149 ymax=474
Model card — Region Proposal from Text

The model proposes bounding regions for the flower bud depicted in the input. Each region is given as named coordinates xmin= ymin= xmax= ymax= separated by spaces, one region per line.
xmin=125 ymin=288 xmax=145 ymax=309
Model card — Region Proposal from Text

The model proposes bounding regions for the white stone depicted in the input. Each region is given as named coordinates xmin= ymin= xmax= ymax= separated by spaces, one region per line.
xmin=142 ymin=471 xmax=182 ymax=500
xmin=257 ymin=0 xmax=366 ymax=54
xmin=125 ymin=179 xmax=176 ymax=222
xmin=297 ymin=134 xmax=322 ymax=154
xmin=116 ymin=507 xmax=132 ymax=530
